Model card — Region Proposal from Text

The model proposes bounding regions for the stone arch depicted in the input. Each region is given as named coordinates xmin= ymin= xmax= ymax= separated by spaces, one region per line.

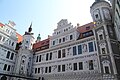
xmin=1 ymin=75 xmax=7 ymax=80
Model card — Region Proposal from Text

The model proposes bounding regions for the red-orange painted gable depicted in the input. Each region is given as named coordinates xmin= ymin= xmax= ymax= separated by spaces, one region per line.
xmin=0 ymin=22 xmax=5 ymax=27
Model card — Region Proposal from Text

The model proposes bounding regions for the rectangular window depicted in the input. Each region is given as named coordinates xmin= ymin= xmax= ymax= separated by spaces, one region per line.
xmin=45 ymin=67 xmax=48 ymax=73
xmin=46 ymin=53 xmax=49 ymax=61
xmin=3 ymin=64 xmax=7 ymax=70
xmin=89 ymin=60 xmax=94 ymax=70
xmin=104 ymin=66 xmax=110 ymax=74
xmin=10 ymin=53 xmax=14 ymax=60
xmin=88 ymin=42 xmax=94 ymax=52
xmin=7 ymin=65 xmax=10 ymax=71
xmin=70 ymin=35 xmax=73 ymax=40
xmin=39 ymin=55 xmax=41 ymax=62
xmin=73 ymin=63 xmax=77 ymax=71
xmin=59 ymin=39 xmax=61 ymax=43
xmin=49 ymin=66 xmax=51 ymax=73
xmin=73 ymin=46 xmax=77 ymax=56
xmin=78 ymin=45 xmax=82 ymax=54
xmin=35 ymin=68 xmax=37 ymax=74
xmin=62 ymin=49 xmax=66 ymax=58
xmin=49 ymin=52 xmax=52 ymax=60
xmin=0 ymin=35 xmax=2 ymax=41
xmin=62 ymin=65 xmax=65 ymax=72
xmin=79 ymin=62 xmax=83 ymax=70
xmin=53 ymin=41 xmax=55 ymax=45
xmin=99 ymin=34 xmax=103 ymax=40
xmin=63 ymin=37 xmax=65 ymax=42
xmin=58 ymin=50 xmax=61 ymax=58
xmin=38 ymin=68 xmax=40 ymax=73
xmin=58 ymin=65 xmax=61 ymax=72
xmin=6 ymin=51 xmax=10 ymax=59
xmin=101 ymin=48 xmax=106 ymax=54
xmin=36 ymin=56 xmax=38 ymax=62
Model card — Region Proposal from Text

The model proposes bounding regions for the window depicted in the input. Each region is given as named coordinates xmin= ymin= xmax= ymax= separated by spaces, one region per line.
xmin=35 ymin=68 xmax=37 ymax=74
xmin=101 ymin=48 xmax=106 ymax=54
xmin=88 ymin=42 xmax=94 ymax=52
xmin=95 ymin=14 xmax=98 ymax=18
xmin=63 ymin=37 xmax=65 ymax=42
xmin=58 ymin=65 xmax=61 ymax=72
xmin=78 ymin=45 xmax=82 ymax=54
xmin=38 ymin=68 xmax=40 ymax=73
xmin=26 ymin=41 xmax=28 ymax=43
xmin=58 ymin=50 xmax=61 ymax=58
xmin=70 ymin=35 xmax=73 ymax=40
xmin=73 ymin=63 xmax=77 ymax=71
xmin=62 ymin=65 xmax=65 ymax=72
xmin=0 ymin=35 xmax=2 ymax=41
xmin=39 ymin=55 xmax=41 ymax=62
xmin=2 ymin=37 xmax=5 ymax=42
xmin=99 ymin=34 xmax=103 ymax=40
xmin=3 ymin=64 xmax=7 ymax=70
xmin=9 ymin=40 xmax=11 ymax=45
xmin=89 ymin=60 xmax=94 ymax=70
xmin=6 ymin=51 xmax=10 ymax=59
xmin=73 ymin=46 xmax=77 ymax=56
xmin=59 ymin=39 xmax=61 ymax=43
xmin=36 ymin=56 xmax=38 ymax=62
xmin=10 ymin=53 xmax=14 ymax=60
xmin=49 ymin=52 xmax=52 ymax=60
xmin=62 ymin=49 xmax=66 ymax=58
xmin=46 ymin=53 xmax=49 ymax=61
xmin=53 ymin=41 xmax=55 ymax=45
xmin=49 ymin=66 xmax=51 ymax=73
xmin=12 ymin=42 xmax=14 ymax=46
xmin=45 ymin=67 xmax=48 ymax=73
xmin=7 ymin=65 xmax=10 ymax=71
xmin=104 ymin=66 xmax=110 ymax=74
xmin=79 ymin=62 xmax=83 ymax=70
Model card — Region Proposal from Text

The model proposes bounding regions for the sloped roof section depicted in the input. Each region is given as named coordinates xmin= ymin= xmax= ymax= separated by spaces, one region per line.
xmin=16 ymin=33 xmax=23 ymax=43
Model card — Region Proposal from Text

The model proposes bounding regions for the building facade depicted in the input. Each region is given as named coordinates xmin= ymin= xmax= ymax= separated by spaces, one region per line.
xmin=0 ymin=21 xmax=18 ymax=80
xmin=112 ymin=0 xmax=120 ymax=41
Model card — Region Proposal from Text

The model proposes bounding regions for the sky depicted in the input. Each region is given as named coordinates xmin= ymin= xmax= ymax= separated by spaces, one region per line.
xmin=0 ymin=0 xmax=96 ymax=40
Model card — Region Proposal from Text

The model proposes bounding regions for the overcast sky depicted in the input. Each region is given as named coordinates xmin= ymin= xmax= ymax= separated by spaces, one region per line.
xmin=0 ymin=0 xmax=98 ymax=40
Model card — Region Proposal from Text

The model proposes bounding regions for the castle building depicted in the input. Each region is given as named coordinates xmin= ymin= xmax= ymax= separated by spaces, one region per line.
xmin=0 ymin=0 xmax=120 ymax=80
xmin=0 ymin=21 xmax=18 ymax=80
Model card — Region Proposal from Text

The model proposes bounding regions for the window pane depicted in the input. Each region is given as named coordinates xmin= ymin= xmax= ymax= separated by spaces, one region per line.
xmin=105 ymin=66 xmax=110 ymax=74
xmin=73 ymin=46 xmax=77 ymax=56
xmin=62 ymin=49 xmax=66 ymax=58
xmin=36 ymin=56 xmax=38 ymax=62
xmin=58 ymin=50 xmax=61 ymax=58
xmin=89 ymin=60 xmax=94 ymax=70
xmin=62 ymin=65 xmax=65 ymax=72
xmin=38 ymin=68 xmax=40 ymax=73
xmin=78 ymin=45 xmax=82 ymax=54
xmin=3 ymin=64 xmax=7 ymax=70
xmin=49 ymin=52 xmax=52 ymax=60
xmin=45 ymin=67 xmax=48 ymax=73
xmin=102 ymin=48 xmax=106 ymax=54
xmin=7 ymin=65 xmax=11 ymax=71
xmin=39 ymin=55 xmax=41 ymax=62
xmin=79 ymin=62 xmax=83 ymax=70
xmin=46 ymin=53 xmax=49 ymax=61
xmin=70 ymin=35 xmax=73 ymax=40
xmin=6 ymin=51 xmax=10 ymax=59
xmin=35 ymin=68 xmax=37 ymax=74
xmin=10 ymin=53 xmax=14 ymax=60
xmin=73 ymin=63 xmax=77 ymax=71
xmin=88 ymin=42 xmax=94 ymax=52
xmin=58 ymin=65 xmax=61 ymax=72
xmin=49 ymin=66 xmax=51 ymax=73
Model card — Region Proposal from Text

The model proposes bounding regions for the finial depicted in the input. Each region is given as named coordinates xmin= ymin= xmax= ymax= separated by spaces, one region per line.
xmin=37 ymin=33 xmax=41 ymax=42
xmin=28 ymin=22 xmax=32 ymax=32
